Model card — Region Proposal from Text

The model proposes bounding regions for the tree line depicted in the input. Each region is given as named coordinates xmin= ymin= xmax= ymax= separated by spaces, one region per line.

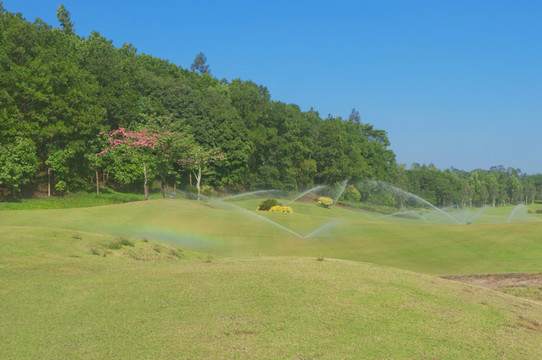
xmin=0 ymin=4 xmax=394 ymax=197
xmin=385 ymin=164 xmax=542 ymax=208
xmin=0 ymin=4 xmax=540 ymax=206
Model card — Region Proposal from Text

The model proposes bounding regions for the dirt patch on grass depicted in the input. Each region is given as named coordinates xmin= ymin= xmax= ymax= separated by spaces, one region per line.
xmin=442 ymin=273 xmax=542 ymax=303
xmin=517 ymin=316 xmax=542 ymax=333
xmin=441 ymin=273 xmax=542 ymax=290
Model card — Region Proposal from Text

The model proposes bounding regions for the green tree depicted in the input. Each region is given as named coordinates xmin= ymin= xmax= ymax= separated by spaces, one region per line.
xmin=45 ymin=145 xmax=76 ymax=195
xmin=506 ymin=175 xmax=523 ymax=204
xmin=56 ymin=5 xmax=74 ymax=34
xmin=190 ymin=52 xmax=210 ymax=74
xmin=179 ymin=146 xmax=225 ymax=201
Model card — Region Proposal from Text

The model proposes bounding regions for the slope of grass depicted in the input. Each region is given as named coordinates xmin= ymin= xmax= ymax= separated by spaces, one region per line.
xmin=1 ymin=198 xmax=541 ymax=275
xmin=1 ymin=226 xmax=541 ymax=359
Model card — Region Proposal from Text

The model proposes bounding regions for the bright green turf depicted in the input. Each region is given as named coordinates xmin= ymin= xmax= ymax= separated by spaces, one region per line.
xmin=1 ymin=226 xmax=542 ymax=359
xmin=1 ymin=198 xmax=541 ymax=275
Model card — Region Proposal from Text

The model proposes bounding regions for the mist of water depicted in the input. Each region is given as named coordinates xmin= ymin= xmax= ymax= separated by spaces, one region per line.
xmin=382 ymin=210 xmax=428 ymax=222
xmin=303 ymin=220 xmax=340 ymax=238
xmin=372 ymin=181 xmax=462 ymax=225
xmin=506 ymin=204 xmax=526 ymax=223
xmin=332 ymin=180 xmax=349 ymax=206
xmin=286 ymin=185 xmax=326 ymax=205
xmin=211 ymin=190 xmax=280 ymax=203
xmin=214 ymin=199 xmax=304 ymax=238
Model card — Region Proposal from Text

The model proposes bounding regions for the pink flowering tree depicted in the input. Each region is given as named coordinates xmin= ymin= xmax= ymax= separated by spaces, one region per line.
xmin=97 ymin=127 xmax=168 ymax=200
xmin=97 ymin=122 xmax=221 ymax=201
xmin=178 ymin=146 xmax=226 ymax=201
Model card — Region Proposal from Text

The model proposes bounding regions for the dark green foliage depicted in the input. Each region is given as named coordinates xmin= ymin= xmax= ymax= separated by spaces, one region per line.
xmin=56 ymin=5 xmax=74 ymax=34
xmin=257 ymin=198 xmax=282 ymax=211
xmin=190 ymin=52 xmax=210 ymax=74
xmin=0 ymin=137 xmax=38 ymax=194
xmin=342 ymin=185 xmax=361 ymax=202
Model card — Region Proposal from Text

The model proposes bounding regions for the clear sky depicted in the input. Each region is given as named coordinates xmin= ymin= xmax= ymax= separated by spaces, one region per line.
xmin=4 ymin=0 xmax=542 ymax=174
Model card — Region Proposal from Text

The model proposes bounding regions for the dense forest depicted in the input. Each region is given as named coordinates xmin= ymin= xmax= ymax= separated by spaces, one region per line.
xmin=1 ymin=4 xmax=541 ymax=206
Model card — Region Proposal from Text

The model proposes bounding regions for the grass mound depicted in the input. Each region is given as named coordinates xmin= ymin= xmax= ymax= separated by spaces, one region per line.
xmin=1 ymin=225 xmax=542 ymax=359
xmin=100 ymin=238 xmax=186 ymax=261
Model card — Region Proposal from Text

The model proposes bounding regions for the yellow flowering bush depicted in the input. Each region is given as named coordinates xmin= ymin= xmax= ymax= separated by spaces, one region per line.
xmin=317 ymin=196 xmax=334 ymax=208
xmin=269 ymin=205 xmax=293 ymax=213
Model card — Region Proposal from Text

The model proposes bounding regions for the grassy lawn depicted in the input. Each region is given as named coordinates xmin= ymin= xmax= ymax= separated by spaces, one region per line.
xmin=1 ymin=226 xmax=542 ymax=359
xmin=0 ymin=189 xmax=156 ymax=210
xmin=1 ymin=197 xmax=541 ymax=275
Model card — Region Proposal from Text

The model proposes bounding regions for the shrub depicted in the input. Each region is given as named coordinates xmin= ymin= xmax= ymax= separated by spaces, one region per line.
xmin=342 ymin=185 xmax=361 ymax=202
xmin=107 ymin=237 xmax=134 ymax=249
xmin=257 ymin=198 xmax=282 ymax=211
xmin=119 ymin=238 xmax=134 ymax=247
xmin=184 ymin=185 xmax=198 ymax=200
xmin=317 ymin=196 xmax=334 ymax=208
xmin=55 ymin=180 xmax=67 ymax=194
xmin=107 ymin=241 xmax=122 ymax=250
xmin=200 ymin=185 xmax=217 ymax=197
xmin=185 ymin=185 xmax=197 ymax=193
xmin=269 ymin=205 xmax=293 ymax=213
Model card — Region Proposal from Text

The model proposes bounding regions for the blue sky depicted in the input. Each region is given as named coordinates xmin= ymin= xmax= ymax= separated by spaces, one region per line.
xmin=4 ymin=0 xmax=542 ymax=174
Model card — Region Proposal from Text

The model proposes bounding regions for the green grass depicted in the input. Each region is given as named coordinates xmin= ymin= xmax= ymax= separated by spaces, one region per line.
xmin=501 ymin=287 xmax=542 ymax=303
xmin=1 ymin=226 xmax=542 ymax=359
xmin=0 ymin=188 xmax=162 ymax=210
xmin=1 ymin=198 xmax=541 ymax=275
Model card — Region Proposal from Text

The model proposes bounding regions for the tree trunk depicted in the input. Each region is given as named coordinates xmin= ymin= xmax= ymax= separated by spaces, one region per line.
xmin=173 ymin=182 xmax=176 ymax=195
xmin=189 ymin=172 xmax=192 ymax=187
xmin=196 ymin=165 xmax=202 ymax=202
xmin=96 ymin=168 xmax=100 ymax=197
xmin=161 ymin=173 xmax=167 ymax=198
xmin=47 ymin=167 xmax=51 ymax=197
xmin=143 ymin=161 xmax=149 ymax=200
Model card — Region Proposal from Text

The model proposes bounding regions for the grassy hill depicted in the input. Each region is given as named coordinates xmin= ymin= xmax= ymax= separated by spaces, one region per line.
xmin=1 ymin=226 xmax=541 ymax=359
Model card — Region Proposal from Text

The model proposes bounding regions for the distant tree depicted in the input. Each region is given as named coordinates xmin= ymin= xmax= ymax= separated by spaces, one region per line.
xmin=190 ymin=52 xmax=210 ymax=74
xmin=56 ymin=5 xmax=74 ymax=34
xmin=348 ymin=108 xmax=360 ymax=125
xmin=506 ymin=175 xmax=523 ymax=203
xmin=523 ymin=179 xmax=536 ymax=205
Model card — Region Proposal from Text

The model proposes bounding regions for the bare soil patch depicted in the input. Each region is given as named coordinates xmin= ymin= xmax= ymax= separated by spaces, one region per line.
xmin=517 ymin=316 xmax=542 ymax=333
xmin=441 ymin=273 xmax=542 ymax=290
xmin=443 ymin=273 xmax=542 ymax=303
